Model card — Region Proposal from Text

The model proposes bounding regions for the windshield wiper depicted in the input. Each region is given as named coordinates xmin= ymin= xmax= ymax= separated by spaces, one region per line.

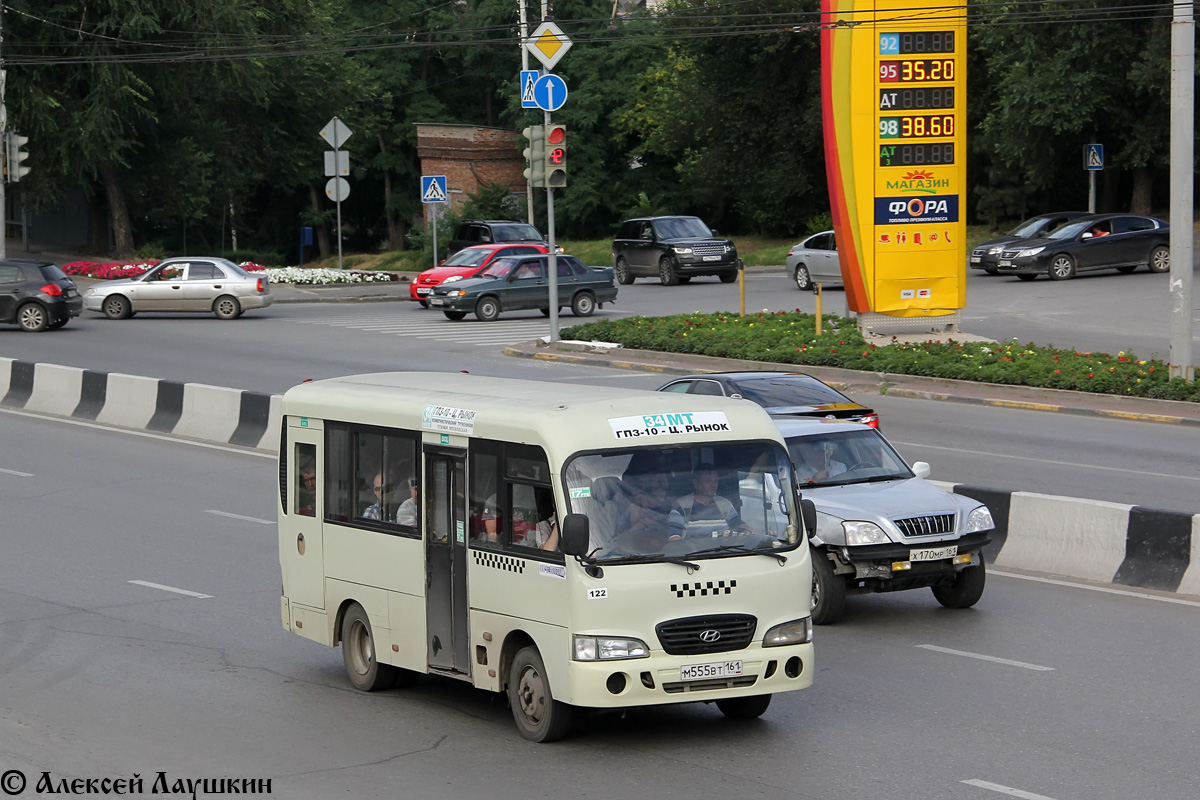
xmin=688 ymin=543 xmax=787 ymax=565
xmin=838 ymin=474 xmax=906 ymax=486
xmin=601 ymin=553 xmax=701 ymax=570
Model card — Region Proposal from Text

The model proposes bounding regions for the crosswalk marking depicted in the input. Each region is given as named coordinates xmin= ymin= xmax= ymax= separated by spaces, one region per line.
xmin=287 ymin=311 xmax=570 ymax=346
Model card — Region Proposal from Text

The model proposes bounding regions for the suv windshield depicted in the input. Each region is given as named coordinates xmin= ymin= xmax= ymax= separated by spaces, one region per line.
xmin=491 ymin=223 xmax=542 ymax=243
xmin=786 ymin=428 xmax=912 ymax=487
xmin=445 ymin=249 xmax=491 ymax=268
xmin=653 ymin=217 xmax=713 ymax=240
xmin=563 ymin=442 xmax=799 ymax=561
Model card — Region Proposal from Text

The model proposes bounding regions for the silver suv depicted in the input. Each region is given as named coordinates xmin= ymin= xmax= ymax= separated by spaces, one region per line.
xmin=775 ymin=418 xmax=993 ymax=624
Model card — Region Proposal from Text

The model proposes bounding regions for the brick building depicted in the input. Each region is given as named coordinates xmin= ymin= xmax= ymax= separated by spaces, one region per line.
xmin=414 ymin=124 xmax=526 ymax=224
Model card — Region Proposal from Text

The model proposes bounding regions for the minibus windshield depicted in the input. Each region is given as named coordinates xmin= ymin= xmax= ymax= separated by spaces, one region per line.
xmin=563 ymin=442 xmax=799 ymax=561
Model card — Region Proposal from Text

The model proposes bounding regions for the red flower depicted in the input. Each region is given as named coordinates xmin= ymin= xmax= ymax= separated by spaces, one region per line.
xmin=1054 ymin=369 xmax=1060 ymax=374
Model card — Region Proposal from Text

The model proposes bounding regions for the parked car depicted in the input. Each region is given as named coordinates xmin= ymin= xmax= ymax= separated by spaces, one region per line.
xmin=969 ymin=212 xmax=1089 ymax=274
xmin=775 ymin=417 xmax=993 ymax=624
xmin=429 ymin=254 xmax=617 ymax=321
xmin=83 ymin=257 xmax=272 ymax=320
xmin=0 ymin=260 xmax=82 ymax=332
xmin=611 ymin=216 xmax=738 ymax=286
xmin=657 ymin=371 xmax=879 ymax=427
xmin=446 ymin=219 xmax=545 ymax=256
xmin=993 ymin=213 xmax=1170 ymax=281
xmin=786 ymin=231 xmax=843 ymax=290
xmin=410 ymin=243 xmax=550 ymax=307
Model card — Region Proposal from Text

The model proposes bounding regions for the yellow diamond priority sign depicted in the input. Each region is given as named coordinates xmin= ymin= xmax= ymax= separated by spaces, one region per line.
xmin=526 ymin=21 xmax=572 ymax=71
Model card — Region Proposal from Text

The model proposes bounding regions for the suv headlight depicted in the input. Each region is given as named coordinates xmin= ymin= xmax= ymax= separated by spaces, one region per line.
xmin=763 ymin=618 xmax=812 ymax=647
xmin=964 ymin=506 xmax=994 ymax=533
xmin=672 ymin=246 xmax=693 ymax=255
xmin=573 ymin=635 xmax=650 ymax=661
xmin=1015 ymin=246 xmax=1045 ymax=258
xmin=842 ymin=521 xmax=890 ymax=546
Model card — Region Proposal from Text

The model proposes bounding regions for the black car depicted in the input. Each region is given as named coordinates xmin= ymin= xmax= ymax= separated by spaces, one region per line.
xmin=0 ymin=260 xmax=83 ymax=332
xmin=656 ymin=372 xmax=879 ymax=427
xmin=429 ymin=254 xmax=617 ymax=321
xmin=969 ymin=211 xmax=1089 ymax=274
xmin=993 ymin=213 xmax=1170 ymax=281
xmin=447 ymin=219 xmax=545 ymax=256
xmin=611 ymin=216 xmax=738 ymax=286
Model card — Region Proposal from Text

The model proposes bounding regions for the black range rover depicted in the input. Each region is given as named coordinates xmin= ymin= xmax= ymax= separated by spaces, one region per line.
xmin=611 ymin=216 xmax=738 ymax=285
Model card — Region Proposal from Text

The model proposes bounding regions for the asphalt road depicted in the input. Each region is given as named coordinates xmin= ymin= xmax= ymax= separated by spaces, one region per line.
xmin=3 ymin=271 xmax=1198 ymax=514
xmin=3 ymin=410 xmax=1199 ymax=800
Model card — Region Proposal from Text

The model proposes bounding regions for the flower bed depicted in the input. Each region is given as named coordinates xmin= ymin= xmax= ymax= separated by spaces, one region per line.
xmin=61 ymin=260 xmax=399 ymax=284
xmin=561 ymin=311 xmax=1200 ymax=403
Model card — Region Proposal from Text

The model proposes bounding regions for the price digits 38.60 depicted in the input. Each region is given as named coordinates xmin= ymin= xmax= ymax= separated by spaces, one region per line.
xmin=879 ymin=115 xmax=955 ymax=139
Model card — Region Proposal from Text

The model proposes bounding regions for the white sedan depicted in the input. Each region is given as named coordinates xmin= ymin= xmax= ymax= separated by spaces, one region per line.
xmin=785 ymin=231 xmax=844 ymax=291
xmin=84 ymin=257 xmax=272 ymax=320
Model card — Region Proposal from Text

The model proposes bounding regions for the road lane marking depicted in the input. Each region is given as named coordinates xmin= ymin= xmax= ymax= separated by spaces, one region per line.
xmin=0 ymin=467 xmax=34 ymax=476
xmin=962 ymin=779 xmax=1060 ymax=799
xmin=892 ymin=439 xmax=1200 ymax=483
xmin=206 ymin=509 xmax=274 ymax=525
xmin=915 ymin=645 xmax=1054 ymax=671
xmin=128 ymin=580 xmax=212 ymax=599
xmin=991 ymin=569 xmax=1200 ymax=607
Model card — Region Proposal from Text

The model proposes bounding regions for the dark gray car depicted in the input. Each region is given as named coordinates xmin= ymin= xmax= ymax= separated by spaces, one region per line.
xmin=0 ymin=260 xmax=82 ymax=332
xmin=611 ymin=216 xmax=738 ymax=286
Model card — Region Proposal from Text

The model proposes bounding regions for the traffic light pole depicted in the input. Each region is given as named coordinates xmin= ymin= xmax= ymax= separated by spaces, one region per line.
xmin=1 ymin=8 xmax=7 ymax=261
xmin=545 ymin=105 xmax=559 ymax=341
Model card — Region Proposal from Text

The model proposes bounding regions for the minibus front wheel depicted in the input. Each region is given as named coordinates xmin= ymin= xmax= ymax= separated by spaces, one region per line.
xmin=508 ymin=645 xmax=573 ymax=743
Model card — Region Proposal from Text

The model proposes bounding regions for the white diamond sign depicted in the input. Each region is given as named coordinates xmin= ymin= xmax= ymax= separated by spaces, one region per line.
xmin=526 ymin=21 xmax=572 ymax=71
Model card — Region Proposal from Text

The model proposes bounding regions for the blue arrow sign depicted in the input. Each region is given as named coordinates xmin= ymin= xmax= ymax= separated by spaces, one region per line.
xmin=532 ymin=74 xmax=568 ymax=113
xmin=520 ymin=70 xmax=539 ymax=109
xmin=421 ymin=175 xmax=448 ymax=204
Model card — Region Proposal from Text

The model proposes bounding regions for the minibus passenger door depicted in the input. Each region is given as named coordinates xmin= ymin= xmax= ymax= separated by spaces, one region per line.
xmin=424 ymin=449 xmax=470 ymax=674
xmin=284 ymin=421 xmax=325 ymax=610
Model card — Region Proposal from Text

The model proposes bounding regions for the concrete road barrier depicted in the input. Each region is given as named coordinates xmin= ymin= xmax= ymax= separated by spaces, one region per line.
xmin=3 ymin=355 xmax=1196 ymax=597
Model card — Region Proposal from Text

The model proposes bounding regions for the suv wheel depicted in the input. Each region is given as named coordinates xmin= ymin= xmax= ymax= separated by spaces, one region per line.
xmin=17 ymin=302 xmax=49 ymax=332
xmin=614 ymin=257 xmax=634 ymax=285
xmin=658 ymin=257 xmax=680 ymax=286
xmin=718 ymin=271 xmax=737 ymax=284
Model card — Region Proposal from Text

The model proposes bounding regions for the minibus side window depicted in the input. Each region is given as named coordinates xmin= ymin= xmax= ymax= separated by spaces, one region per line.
xmin=325 ymin=423 xmax=418 ymax=533
xmin=471 ymin=448 xmax=500 ymax=544
xmin=296 ymin=443 xmax=317 ymax=517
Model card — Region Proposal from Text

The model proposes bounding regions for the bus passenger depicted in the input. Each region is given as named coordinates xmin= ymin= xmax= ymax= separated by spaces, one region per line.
xmin=396 ymin=477 xmax=419 ymax=526
xmin=362 ymin=472 xmax=392 ymax=521
xmin=667 ymin=463 xmax=750 ymax=539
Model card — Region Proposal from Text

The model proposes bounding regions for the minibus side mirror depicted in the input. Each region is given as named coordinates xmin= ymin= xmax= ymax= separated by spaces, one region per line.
xmin=799 ymin=497 xmax=817 ymax=535
xmin=560 ymin=513 xmax=591 ymax=557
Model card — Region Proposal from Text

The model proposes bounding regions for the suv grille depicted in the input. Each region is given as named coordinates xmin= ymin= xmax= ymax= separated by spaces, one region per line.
xmin=894 ymin=514 xmax=956 ymax=537
xmin=691 ymin=243 xmax=728 ymax=257
xmin=656 ymin=614 xmax=757 ymax=655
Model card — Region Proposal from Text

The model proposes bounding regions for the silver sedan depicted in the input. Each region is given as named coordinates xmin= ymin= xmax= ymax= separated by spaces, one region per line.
xmin=84 ymin=257 xmax=272 ymax=320
xmin=785 ymin=231 xmax=844 ymax=291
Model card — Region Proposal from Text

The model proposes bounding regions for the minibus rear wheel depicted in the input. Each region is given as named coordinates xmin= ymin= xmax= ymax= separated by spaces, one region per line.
xmin=508 ymin=645 xmax=573 ymax=742
xmin=341 ymin=602 xmax=400 ymax=691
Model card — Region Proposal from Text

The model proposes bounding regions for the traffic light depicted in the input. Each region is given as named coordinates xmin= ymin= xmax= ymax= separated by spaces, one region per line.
xmin=5 ymin=131 xmax=30 ymax=184
xmin=522 ymin=125 xmax=545 ymax=188
xmin=545 ymin=124 xmax=566 ymax=188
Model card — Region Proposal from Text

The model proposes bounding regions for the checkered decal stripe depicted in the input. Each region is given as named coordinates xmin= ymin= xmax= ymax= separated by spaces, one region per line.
xmin=473 ymin=551 xmax=526 ymax=574
xmin=670 ymin=580 xmax=736 ymax=598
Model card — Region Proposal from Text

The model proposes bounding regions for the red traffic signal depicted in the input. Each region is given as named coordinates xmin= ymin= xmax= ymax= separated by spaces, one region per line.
xmin=544 ymin=125 xmax=567 ymax=188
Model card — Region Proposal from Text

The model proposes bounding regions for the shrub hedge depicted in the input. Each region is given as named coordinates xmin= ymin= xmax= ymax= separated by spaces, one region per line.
xmin=560 ymin=311 xmax=1200 ymax=403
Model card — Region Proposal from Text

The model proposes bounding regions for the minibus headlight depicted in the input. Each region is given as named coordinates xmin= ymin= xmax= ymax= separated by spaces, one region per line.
xmin=763 ymin=618 xmax=812 ymax=647
xmin=573 ymin=635 xmax=650 ymax=661
xmin=964 ymin=506 xmax=995 ymax=533
xmin=843 ymin=521 xmax=889 ymax=546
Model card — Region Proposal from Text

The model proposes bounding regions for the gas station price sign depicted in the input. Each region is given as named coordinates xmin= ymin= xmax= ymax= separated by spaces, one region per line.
xmin=821 ymin=1 xmax=967 ymax=318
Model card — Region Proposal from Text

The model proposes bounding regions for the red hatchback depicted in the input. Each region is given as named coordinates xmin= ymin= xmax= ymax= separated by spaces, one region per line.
xmin=410 ymin=243 xmax=549 ymax=306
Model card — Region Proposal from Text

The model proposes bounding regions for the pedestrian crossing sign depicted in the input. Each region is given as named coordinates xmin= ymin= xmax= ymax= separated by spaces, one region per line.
xmin=1085 ymin=144 xmax=1104 ymax=171
xmin=520 ymin=70 xmax=539 ymax=109
xmin=421 ymin=175 xmax=448 ymax=203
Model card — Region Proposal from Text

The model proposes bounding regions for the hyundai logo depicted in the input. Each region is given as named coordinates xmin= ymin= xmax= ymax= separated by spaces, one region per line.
xmin=699 ymin=629 xmax=721 ymax=643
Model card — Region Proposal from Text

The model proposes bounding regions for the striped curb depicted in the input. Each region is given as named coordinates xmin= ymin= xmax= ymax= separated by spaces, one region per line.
xmin=0 ymin=357 xmax=279 ymax=451
xmin=949 ymin=484 xmax=1200 ymax=594
xmin=3 ymin=356 xmax=1196 ymax=597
